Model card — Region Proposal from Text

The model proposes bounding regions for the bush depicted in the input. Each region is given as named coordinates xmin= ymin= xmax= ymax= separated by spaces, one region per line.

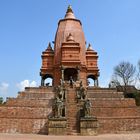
xmin=134 ymin=92 xmax=140 ymax=106
xmin=124 ymin=92 xmax=140 ymax=106
xmin=0 ymin=97 xmax=3 ymax=104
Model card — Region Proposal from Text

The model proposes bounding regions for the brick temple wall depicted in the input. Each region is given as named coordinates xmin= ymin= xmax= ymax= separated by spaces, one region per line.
xmin=0 ymin=87 xmax=140 ymax=134
xmin=98 ymin=117 xmax=140 ymax=134
xmin=0 ymin=118 xmax=48 ymax=134
xmin=0 ymin=87 xmax=54 ymax=134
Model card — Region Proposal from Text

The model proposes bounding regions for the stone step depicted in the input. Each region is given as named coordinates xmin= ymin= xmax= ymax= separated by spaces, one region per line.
xmin=67 ymin=113 xmax=77 ymax=115
xmin=88 ymin=98 xmax=136 ymax=107
xmin=67 ymin=118 xmax=77 ymax=121
xmin=5 ymin=98 xmax=53 ymax=107
xmin=67 ymin=132 xmax=79 ymax=135
xmin=67 ymin=101 xmax=76 ymax=103
xmin=67 ymin=121 xmax=77 ymax=123
xmin=17 ymin=92 xmax=54 ymax=99
xmin=24 ymin=87 xmax=54 ymax=92
xmin=87 ymin=90 xmax=118 ymax=93
xmin=66 ymin=99 xmax=77 ymax=101
xmin=87 ymin=92 xmax=124 ymax=98
xmin=87 ymin=87 xmax=117 ymax=91
xmin=67 ymin=127 xmax=78 ymax=131
xmin=87 ymin=91 xmax=123 ymax=94
xmin=90 ymin=107 xmax=140 ymax=117
xmin=0 ymin=106 xmax=51 ymax=118
xmin=67 ymin=122 xmax=77 ymax=124
xmin=67 ymin=115 xmax=77 ymax=117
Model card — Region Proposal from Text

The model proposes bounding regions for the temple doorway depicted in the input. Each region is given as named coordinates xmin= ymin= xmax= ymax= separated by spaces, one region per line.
xmin=64 ymin=68 xmax=78 ymax=81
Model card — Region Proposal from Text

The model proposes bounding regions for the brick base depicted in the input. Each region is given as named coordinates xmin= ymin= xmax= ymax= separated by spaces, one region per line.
xmin=0 ymin=87 xmax=140 ymax=135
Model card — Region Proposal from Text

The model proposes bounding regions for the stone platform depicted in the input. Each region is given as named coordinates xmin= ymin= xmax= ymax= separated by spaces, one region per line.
xmin=0 ymin=86 xmax=140 ymax=135
xmin=0 ymin=133 xmax=140 ymax=140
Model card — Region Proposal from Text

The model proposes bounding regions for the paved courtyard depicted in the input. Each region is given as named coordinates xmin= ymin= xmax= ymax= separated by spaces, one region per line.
xmin=0 ymin=133 xmax=140 ymax=140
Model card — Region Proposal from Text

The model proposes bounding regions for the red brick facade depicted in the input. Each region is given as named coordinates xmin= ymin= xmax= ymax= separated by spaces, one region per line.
xmin=40 ymin=6 xmax=99 ymax=87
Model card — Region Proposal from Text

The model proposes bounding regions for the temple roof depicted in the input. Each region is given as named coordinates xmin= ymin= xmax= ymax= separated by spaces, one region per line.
xmin=65 ymin=5 xmax=76 ymax=19
xmin=54 ymin=5 xmax=86 ymax=65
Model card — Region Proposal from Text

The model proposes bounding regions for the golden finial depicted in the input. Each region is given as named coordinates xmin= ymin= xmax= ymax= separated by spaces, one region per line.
xmin=66 ymin=5 xmax=73 ymax=13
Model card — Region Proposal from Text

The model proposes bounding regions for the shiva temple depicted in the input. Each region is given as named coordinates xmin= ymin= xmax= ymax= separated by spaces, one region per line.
xmin=0 ymin=6 xmax=140 ymax=135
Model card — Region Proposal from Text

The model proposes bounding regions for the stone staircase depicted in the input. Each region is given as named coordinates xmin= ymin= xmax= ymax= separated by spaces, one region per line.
xmin=17 ymin=87 xmax=54 ymax=99
xmin=0 ymin=86 xmax=140 ymax=135
xmin=87 ymin=88 xmax=124 ymax=98
xmin=66 ymin=88 xmax=80 ymax=135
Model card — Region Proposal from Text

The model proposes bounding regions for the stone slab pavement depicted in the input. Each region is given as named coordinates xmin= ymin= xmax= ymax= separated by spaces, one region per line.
xmin=0 ymin=133 xmax=140 ymax=140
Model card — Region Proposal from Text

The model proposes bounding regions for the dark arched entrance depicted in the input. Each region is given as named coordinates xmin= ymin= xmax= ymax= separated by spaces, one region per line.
xmin=64 ymin=68 xmax=78 ymax=81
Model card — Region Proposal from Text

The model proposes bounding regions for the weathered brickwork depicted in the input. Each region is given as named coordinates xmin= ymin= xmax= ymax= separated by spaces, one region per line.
xmin=0 ymin=87 xmax=140 ymax=134
xmin=0 ymin=118 xmax=48 ymax=134
xmin=98 ymin=118 xmax=140 ymax=134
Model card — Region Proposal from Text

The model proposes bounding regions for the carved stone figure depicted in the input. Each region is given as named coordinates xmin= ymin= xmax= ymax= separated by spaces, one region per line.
xmin=69 ymin=76 xmax=74 ymax=88
xmin=53 ymin=97 xmax=63 ymax=118
xmin=60 ymin=79 xmax=65 ymax=87
xmin=56 ymin=85 xmax=65 ymax=100
xmin=76 ymin=81 xmax=87 ymax=99
xmin=83 ymin=99 xmax=92 ymax=117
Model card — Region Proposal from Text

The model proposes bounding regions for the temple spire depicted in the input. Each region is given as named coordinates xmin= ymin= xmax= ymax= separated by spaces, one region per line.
xmin=66 ymin=5 xmax=73 ymax=13
xmin=65 ymin=5 xmax=75 ymax=19
xmin=46 ymin=42 xmax=53 ymax=51
xmin=87 ymin=43 xmax=93 ymax=51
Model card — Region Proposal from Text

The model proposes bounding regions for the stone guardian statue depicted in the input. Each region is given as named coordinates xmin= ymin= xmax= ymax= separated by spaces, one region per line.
xmin=83 ymin=99 xmax=92 ymax=118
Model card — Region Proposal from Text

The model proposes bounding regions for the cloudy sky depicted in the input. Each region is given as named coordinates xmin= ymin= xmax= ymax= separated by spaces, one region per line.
xmin=0 ymin=0 xmax=140 ymax=100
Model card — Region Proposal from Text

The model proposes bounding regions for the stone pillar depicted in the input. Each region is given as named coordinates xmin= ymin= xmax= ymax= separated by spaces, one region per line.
xmin=94 ymin=79 xmax=96 ymax=87
xmin=61 ymin=65 xmax=64 ymax=81
xmin=94 ymin=78 xmax=99 ymax=87
xmin=96 ymin=78 xmax=99 ymax=87
xmin=48 ymin=118 xmax=67 ymax=135
xmin=80 ymin=117 xmax=99 ymax=135
xmin=77 ymin=69 xmax=80 ymax=81
xmin=76 ymin=66 xmax=80 ymax=81
xmin=41 ymin=77 xmax=45 ymax=86
xmin=62 ymin=70 xmax=64 ymax=81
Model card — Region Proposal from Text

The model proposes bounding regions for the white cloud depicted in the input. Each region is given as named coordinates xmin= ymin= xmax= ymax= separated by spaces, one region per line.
xmin=0 ymin=82 xmax=9 ymax=95
xmin=16 ymin=80 xmax=37 ymax=91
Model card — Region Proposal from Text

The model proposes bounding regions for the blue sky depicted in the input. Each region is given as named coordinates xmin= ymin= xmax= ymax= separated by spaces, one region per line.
xmin=0 ymin=0 xmax=140 ymax=100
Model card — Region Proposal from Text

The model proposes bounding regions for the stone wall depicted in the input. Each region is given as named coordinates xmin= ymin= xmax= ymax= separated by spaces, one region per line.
xmin=92 ymin=107 xmax=140 ymax=117
xmin=98 ymin=117 xmax=140 ymax=134
xmin=0 ymin=87 xmax=54 ymax=134
xmin=0 ymin=118 xmax=48 ymax=134
xmin=6 ymin=99 xmax=53 ymax=107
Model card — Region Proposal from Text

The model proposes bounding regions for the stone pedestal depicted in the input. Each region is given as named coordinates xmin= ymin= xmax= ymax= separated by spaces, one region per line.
xmin=48 ymin=117 xmax=67 ymax=135
xmin=80 ymin=117 xmax=99 ymax=135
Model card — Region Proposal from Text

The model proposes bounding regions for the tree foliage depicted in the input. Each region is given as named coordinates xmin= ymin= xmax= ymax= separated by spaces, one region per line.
xmin=111 ymin=61 xmax=136 ymax=86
